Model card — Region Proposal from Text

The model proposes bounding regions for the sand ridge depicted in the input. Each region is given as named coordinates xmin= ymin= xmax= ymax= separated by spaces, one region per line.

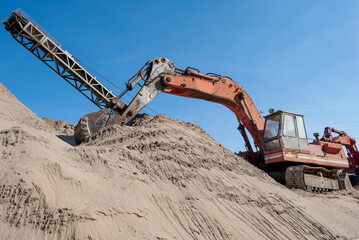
xmin=0 ymin=82 xmax=358 ymax=240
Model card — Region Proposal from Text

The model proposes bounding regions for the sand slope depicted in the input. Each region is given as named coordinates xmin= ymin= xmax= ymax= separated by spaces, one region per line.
xmin=0 ymin=82 xmax=358 ymax=240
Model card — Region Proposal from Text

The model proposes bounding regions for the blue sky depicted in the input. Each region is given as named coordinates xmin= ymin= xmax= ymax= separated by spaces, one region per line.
xmin=1 ymin=1 xmax=358 ymax=152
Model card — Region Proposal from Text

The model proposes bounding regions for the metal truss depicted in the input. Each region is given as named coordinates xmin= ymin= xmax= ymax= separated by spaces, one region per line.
xmin=4 ymin=10 xmax=123 ymax=111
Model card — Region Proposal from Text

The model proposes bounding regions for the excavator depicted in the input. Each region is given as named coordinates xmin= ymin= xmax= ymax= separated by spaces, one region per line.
xmin=3 ymin=9 xmax=358 ymax=191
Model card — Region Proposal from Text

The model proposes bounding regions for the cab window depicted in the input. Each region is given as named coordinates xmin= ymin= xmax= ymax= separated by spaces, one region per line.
xmin=263 ymin=114 xmax=280 ymax=140
xmin=283 ymin=115 xmax=296 ymax=137
xmin=296 ymin=116 xmax=307 ymax=138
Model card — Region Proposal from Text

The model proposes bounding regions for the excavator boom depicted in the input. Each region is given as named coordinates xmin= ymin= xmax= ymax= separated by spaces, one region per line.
xmin=162 ymin=70 xmax=265 ymax=158
xmin=100 ymin=59 xmax=266 ymax=162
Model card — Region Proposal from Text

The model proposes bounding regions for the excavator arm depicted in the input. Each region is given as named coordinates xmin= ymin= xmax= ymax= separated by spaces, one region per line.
xmin=162 ymin=69 xmax=265 ymax=155
xmin=323 ymin=127 xmax=359 ymax=173
xmin=105 ymin=58 xmax=265 ymax=161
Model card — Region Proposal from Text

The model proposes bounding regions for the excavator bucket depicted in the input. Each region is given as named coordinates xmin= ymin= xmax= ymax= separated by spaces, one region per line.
xmin=74 ymin=108 xmax=120 ymax=145
xmin=74 ymin=57 xmax=176 ymax=145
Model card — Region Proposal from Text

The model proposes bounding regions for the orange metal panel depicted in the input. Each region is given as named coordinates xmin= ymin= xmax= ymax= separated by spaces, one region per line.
xmin=264 ymin=149 xmax=349 ymax=169
xmin=162 ymin=73 xmax=265 ymax=154
xmin=322 ymin=142 xmax=342 ymax=154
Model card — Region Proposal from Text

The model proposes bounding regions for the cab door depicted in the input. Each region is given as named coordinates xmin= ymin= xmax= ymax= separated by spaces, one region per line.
xmin=281 ymin=113 xmax=309 ymax=152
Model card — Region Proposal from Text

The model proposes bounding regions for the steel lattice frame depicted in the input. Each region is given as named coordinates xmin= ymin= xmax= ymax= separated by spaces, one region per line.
xmin=5 ymin=11 xmax=121 ymax=110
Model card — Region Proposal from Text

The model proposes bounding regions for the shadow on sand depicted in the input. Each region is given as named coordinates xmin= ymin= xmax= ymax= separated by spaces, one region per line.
xmin=57 ymin=135 xmax=76 ymax=146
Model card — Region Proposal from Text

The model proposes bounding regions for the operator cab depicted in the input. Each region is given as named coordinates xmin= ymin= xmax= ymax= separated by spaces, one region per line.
xmin=263 ymin=110 xmax=309 ymax=153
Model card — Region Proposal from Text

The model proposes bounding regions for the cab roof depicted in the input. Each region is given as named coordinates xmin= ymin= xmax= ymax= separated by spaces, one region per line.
xmin=264 ymin=110 xmax=304 ymax=119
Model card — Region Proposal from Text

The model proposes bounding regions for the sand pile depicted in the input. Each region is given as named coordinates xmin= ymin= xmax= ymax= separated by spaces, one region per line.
xmin=0 ymin=82 xmax=358 ymax=240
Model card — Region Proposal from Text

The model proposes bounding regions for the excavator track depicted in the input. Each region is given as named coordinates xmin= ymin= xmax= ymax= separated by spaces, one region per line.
xmin=285 ymin=165 xmax=341 ymax=192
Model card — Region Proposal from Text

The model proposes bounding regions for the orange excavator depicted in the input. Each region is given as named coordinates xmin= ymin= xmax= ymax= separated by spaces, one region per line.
xmin=3 ymin=9 xmax=358 ymax=191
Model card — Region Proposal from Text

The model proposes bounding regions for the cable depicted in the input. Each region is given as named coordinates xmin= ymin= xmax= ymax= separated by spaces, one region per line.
xmin=206 ymin=72 xmax=233 ymax=80
xmin=73 ymin=57 xmax=159 ymax=116
xmin=126 ymin=60 xmax=150 ymax=85
xmin=74 ymin=57 xmax=124 ymax=92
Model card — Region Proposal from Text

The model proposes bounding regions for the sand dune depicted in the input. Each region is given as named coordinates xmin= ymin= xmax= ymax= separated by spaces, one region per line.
xmin=0 ymin=82 xmax=358 ymax=240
